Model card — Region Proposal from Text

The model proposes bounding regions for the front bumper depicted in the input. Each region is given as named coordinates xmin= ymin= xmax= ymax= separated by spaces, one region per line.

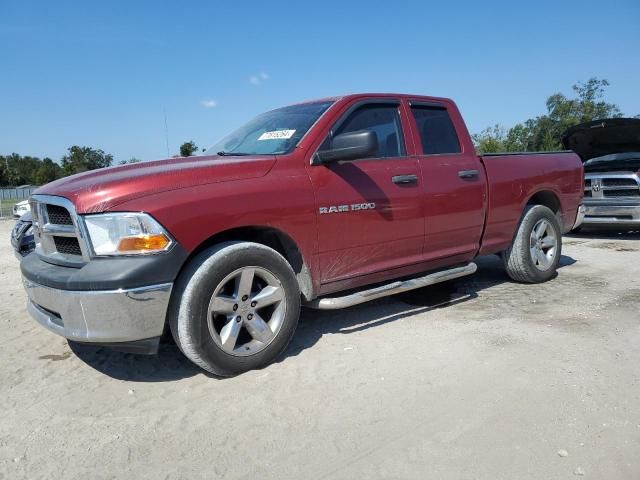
xmin=572 ymin=205 xmax=586 ymax=230
xmin=23 ymin=279 xmax=172 ymax=353
xmin=582 ymin=202 xmax=640 ymax=226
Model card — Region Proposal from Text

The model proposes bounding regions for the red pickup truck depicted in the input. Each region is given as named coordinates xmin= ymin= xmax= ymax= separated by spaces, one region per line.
xmin=21 ymin=93 xmax=584 ymax=376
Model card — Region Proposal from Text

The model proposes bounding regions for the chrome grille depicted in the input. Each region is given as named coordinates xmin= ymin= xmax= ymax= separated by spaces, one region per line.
xmin=603 ymin=178 xmax=638 ymax=187
xmin=585 ymin=173 xmax=640 ymax=199
xmin=53 ymin=236 xmax=83 ymax=255
xmin=30 ymin=195 xmax=89 ymax=267
xmin=605 ymin=189 xmax=640 ymax=197
xmin=46 ymin=205 xmax=73 ymax=225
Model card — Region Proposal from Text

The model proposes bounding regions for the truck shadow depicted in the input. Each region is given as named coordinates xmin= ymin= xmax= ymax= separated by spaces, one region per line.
xmin=566 ymin=227 xmax=640 ymax=240
xmin=283 ymin=254 xmax=576 ymax=359
xmin=69 ymin=254 xmax=576 ymax=381
xmin=68 ymin=341 xmax=208 ymax=382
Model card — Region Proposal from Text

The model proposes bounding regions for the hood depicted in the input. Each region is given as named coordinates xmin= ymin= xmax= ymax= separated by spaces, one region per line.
xmin=562 ymin=118 xmax=640 ymax=161
xmin=35 ymin=155 xmax=276 ymax=213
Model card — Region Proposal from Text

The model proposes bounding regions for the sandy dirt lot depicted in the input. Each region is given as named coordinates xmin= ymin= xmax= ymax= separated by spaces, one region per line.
xmin=1 ymin=219 xmax=639 ymax=480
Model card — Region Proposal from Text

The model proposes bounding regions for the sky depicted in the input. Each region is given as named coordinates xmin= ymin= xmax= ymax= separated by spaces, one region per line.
xmin=1 ymin=0 xmax=639 ymax=163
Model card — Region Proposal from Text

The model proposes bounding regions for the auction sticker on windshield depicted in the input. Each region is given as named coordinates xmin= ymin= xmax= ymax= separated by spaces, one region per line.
xmin=258 ymin=129 xmax=296 ymax=140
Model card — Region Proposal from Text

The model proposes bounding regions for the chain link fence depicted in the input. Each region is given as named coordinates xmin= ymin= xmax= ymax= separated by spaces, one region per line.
xmin=0 ymin=186 xmax=38 ymax=219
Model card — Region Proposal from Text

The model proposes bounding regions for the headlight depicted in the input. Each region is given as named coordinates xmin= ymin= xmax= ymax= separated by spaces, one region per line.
xmin=83 ymin=213 xmax=172 ymax=256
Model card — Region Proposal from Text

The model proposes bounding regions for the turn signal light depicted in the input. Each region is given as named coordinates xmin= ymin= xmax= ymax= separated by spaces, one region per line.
xmin=117 ymin=234 xmax=171 ymax=253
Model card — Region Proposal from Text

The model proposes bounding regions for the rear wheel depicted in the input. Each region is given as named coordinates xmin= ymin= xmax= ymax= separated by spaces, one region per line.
xmin=170 ymin=242 xmax=301 ymax=376
xmin=502 ymin=205 xmax=562 ymax=283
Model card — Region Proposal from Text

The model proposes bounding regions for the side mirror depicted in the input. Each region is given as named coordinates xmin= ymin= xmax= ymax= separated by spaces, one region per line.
xmin=315 ymin=130 xmax=378 ymax=164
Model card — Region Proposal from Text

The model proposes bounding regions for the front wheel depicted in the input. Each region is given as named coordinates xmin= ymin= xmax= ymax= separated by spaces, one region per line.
xmin=169 ymin=242 xmax=301 ymax=376
xmin=502 ymin=205 xmax=562 ymax=283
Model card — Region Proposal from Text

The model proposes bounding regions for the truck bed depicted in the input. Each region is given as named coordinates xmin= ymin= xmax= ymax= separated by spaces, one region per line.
xmin=478 ymin=151 xmax=583 ymax=256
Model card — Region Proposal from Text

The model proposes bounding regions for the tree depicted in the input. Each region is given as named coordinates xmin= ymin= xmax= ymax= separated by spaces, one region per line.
xmin=474 ymin=78 xmax=627 ymax=153
xmin=472 ymin=125 xmax=508 ymax=155
xmin=118 ymin=157 xmax=142 ymax=165
xmin=179 ymin=141 xmax=198 ymax=157
xmin=61 ymin=146 xmax=113 ymax=175
xmin=0 ymin=157 xmax=9 ymax=186
xmin=0 ymin=154 xmax=56 ymax=186
xmin=35 ymin=158 xmax=63 ymax=184
xmin=0 ymin=147 xmax=114 ymax=186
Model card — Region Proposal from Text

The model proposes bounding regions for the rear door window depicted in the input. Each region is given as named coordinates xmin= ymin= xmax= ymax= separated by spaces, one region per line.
xmin=410 ymin=106 xmax=461 ymax=155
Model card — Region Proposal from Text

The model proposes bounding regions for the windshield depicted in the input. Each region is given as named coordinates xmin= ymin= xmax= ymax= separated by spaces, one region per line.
xmin=205 ymin=101 xmax=334 ymax=156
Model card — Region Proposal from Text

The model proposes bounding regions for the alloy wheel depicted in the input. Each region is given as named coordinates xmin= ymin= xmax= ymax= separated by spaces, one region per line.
xmin=207 ymin=266 xmax=286 ymax=356
xmin=529 ymin=219 xmax=557 ymax=271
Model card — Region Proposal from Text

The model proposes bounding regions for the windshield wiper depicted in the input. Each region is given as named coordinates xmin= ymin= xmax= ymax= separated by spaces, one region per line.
xmin=216 ymin=151 xmax=253 ymax=156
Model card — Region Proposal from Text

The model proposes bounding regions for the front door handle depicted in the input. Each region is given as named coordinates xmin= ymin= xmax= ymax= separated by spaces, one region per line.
xmin=458 ymin=169 xmax=479 ymax=179
xmin=392 ymin=174 xmax=418 ymax=185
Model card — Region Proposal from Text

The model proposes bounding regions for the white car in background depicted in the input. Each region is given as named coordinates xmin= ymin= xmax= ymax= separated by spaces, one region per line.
xmin=12 ymin=200 xmax=30 ymax=218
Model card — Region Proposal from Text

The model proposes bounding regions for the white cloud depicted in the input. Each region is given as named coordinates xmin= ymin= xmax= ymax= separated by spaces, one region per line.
xmin=201 ymin=99 xmax=218 ymax=108
xmin=249 ymin=72 xmax=270 ymax=85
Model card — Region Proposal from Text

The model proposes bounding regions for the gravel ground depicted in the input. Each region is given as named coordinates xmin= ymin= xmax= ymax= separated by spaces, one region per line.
xmin=1 ymin=219 xmax=639 ymax=480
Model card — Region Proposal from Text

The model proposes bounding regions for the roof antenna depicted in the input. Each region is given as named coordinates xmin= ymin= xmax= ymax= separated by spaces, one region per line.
xmin=163 ymin=107 xmax=170 ymax=157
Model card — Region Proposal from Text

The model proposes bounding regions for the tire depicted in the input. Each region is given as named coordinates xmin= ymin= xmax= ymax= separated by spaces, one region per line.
xmin=169 ymin=241 xmax=301 ymax=376
xmin=502 ymin=205 xmax=562 ymax=283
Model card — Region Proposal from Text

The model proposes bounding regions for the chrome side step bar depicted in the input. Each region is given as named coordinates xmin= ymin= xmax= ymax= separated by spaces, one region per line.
xmin=306 ymin=263 xmax=477 ymax=310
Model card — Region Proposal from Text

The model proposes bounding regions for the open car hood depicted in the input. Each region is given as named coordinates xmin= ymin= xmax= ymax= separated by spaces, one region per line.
xmin=562 ymin=118 xmax=640 ymax=161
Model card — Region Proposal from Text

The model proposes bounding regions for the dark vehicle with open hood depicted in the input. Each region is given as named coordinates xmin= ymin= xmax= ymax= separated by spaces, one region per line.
xmin=11 ymin=211 xmax=35 ymax=258
xmin=563 ymin=118 xmax=640 ymax=228
xmin=20 ymin=93 xmax=584 ymax=376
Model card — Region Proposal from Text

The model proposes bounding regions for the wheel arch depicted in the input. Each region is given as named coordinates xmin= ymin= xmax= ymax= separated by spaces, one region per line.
xmin=524 ymin=189 xmax=564 ymax=227
xmin=177 ymin=225 xmax=315 ymax=302
xmin=526 ymin=189 xmax=561 ymax=214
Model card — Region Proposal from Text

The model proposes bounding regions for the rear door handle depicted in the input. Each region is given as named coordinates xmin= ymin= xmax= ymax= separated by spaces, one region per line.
xmin=392 ymin=174 xmax=418 ymax=185
xmin=458 ymin=169 xmax=479 ymax=179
